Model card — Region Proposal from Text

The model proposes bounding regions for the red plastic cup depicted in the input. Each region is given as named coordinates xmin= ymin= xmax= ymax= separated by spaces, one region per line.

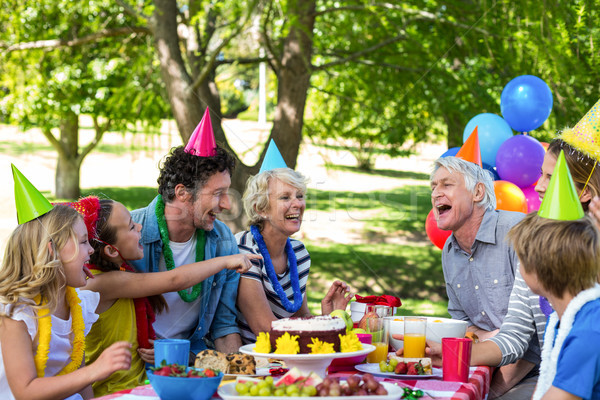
xmin=442 ymin=337 xmax=472 ymax=383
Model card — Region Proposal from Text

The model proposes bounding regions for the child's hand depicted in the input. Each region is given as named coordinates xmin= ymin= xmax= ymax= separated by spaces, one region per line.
xmin=138 ymin=339 xmax=155 ymax=365
xmin=225 ymin=253 xmax=263 ymax=273
xmin=93 ymin=341 xmax=132 ymax=381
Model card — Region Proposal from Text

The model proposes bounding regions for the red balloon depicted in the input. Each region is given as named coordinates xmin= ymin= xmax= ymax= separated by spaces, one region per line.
xmin=425 ymin=209 xmax=452 ymax=249
xmin=494 ymin=180 xmax=528 ymax=213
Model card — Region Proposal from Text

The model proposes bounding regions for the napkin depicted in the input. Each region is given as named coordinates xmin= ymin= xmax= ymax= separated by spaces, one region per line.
xmin=355 ymin=294 xmax=402 ymax=307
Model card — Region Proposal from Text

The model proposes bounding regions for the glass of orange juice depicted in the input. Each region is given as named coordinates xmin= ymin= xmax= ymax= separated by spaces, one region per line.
xmin=365 ymin=315 xmax=389 ymax=363
xmin=404 ymin=317 xmax=427 ymax=358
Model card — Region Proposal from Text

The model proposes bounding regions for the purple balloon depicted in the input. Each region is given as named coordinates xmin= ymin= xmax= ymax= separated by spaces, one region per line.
xmin=496 ymin=135 xmax=545 ymax=188
xmin=521 ymin=184 xmax=541 ymax=213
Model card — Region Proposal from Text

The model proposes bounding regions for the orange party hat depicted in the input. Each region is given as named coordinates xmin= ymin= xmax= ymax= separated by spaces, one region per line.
xmin=456 ymin=126 xmax=482 ymax=167
xmin=184 ymin=107 xmax=217 ymax=157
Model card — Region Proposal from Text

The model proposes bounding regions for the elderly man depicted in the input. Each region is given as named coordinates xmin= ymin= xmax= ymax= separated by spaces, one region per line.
xmin=430 ymin=156 xmax=536 ymax=399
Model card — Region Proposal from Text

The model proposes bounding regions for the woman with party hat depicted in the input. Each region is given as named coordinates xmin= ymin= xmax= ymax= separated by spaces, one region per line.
xmin=0 ymin=165 xmax=132 ymax=400
xmin=58 ymin=196 xmax=260 ymax=396
xmin=235 ymin=140 xmax=354 ymax=345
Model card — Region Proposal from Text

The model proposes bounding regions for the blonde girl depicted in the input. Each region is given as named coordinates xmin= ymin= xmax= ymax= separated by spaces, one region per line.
xmin=66 ymin=197 xmax=261 ymax=396
xmin=0 ymin=204 xmax=131 ymax=400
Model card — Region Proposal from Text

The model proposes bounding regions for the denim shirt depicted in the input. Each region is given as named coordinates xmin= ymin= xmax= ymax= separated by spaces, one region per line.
xmin=130 ymin=196 xmax=241 ymax=355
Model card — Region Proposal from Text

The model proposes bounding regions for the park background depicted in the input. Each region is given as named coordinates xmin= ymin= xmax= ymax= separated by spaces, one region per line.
xmin=1 ymin=0 xmax=600 ymax=315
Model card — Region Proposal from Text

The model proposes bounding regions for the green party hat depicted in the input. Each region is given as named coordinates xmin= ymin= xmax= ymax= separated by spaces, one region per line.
xmin=537 ymin=150 xmax=585 ymax=220
xmin=12 ymin=164 xmax=53 ymax=224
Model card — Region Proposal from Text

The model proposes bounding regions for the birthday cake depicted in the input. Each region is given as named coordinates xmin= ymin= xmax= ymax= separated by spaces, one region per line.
xmin=269 ymin=316 xmax=347 ymax=353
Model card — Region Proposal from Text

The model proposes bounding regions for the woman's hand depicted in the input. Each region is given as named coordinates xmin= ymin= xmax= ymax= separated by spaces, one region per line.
xmin=138 ymin=339 xmax=155 ymax=365
xmin=321 ymin=280 xmax=354 ymax=315
xmin=224 ymin=253 xmax=263 ymax=273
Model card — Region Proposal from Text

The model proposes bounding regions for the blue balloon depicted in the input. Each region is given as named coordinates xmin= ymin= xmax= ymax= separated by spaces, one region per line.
xmin=463 ymin=113 xmax=513 ymax=167
xmin=501 ymin=75 xmax=553 ymax=132
xmin=441 ymin=147 xmax=460 ymax=158
xmin=482 ymin=162 xmax=500 ymax=180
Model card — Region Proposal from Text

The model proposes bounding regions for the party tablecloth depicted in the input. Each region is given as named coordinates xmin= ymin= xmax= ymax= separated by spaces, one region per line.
xmin=93 ymin=366 xmax=492 ymax=400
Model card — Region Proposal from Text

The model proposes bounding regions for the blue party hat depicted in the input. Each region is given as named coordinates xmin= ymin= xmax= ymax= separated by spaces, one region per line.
xmin=259 ymin=139 xmax=288 ymax=173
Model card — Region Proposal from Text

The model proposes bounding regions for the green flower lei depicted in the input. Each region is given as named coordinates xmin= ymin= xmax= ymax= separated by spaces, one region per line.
xmin=155 ymin=194 xmax=205 ymax=302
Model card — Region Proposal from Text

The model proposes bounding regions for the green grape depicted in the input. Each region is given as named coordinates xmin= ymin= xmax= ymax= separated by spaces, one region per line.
xmin=246 ymin=381 xmax=256 ymax=389
xmin=249 ymin=384 xmax=260 ymax=396
xmin=265 ymin=376 xmax=274 ymax=385
xmin=387 ymin=364 xmax=395 ymax=373
xmin=389 ymin=358 xmax=399 ymax=368
xmin=302 ymin=385 xmax=317 ymax=396
xmin=379 ymin=361 xmax=388 ymax=372
xmin=274 ymin=388 xmax=286 ymax=397
xmin=286 ymin=384 xmax=300 ymax=396
xmin=257 ymin=380 xmax=270 ymax=390
xmin=259 ymin=387 xmax=272 ymax=396
xmin=236 ymin=383 xmax=249 ymax=395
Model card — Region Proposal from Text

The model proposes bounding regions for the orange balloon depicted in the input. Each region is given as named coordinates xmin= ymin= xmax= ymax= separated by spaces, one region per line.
xmin=494 ymin=180 xmax=528 ymax=213
xmin=541 ymin=142 xmax=549 ymax=152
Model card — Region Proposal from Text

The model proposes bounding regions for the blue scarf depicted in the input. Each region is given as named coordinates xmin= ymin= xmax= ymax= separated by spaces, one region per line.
xmin=250 ymin=225 xmax=303 ymax=313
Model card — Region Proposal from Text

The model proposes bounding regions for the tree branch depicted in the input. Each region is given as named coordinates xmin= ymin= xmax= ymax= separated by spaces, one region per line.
xmin=40 ymin=128 xmax=66 ymax=160
xmin=80 ymin=116 xmax=109 ymax=161
xmin=215 ymin=56 xmax=269 ymax=67
xmin=189 ymin=0 xmax=260 ymax=93
xmin=314 ymin=3 xmax=490 ymax=35
xmin=1 ymin=27 xmax=151 ymax=52
xmin=114 ymin=0 xmax=151 ymax=24
xmin=313 ymin=33 xmax=407 ymax=71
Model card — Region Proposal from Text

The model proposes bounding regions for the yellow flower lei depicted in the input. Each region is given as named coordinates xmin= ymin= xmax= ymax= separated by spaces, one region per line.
xmin=34 ymin=287 xmax=86 ymax=377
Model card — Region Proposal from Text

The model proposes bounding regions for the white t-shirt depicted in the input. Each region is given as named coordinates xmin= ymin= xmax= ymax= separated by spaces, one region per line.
xmin=0 ymin=289 xmax=100 ymax=400
xmin=154 ymin=232 xmax=203 ymax=339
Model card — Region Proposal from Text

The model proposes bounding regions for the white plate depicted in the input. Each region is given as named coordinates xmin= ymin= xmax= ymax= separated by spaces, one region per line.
xmin=355 ymin=363 xmax=442 ymax=379
xmin=239 ymin=344 xmax=375 ymax=360
xmin=224 ymin=367 xmax=271 ymax=379
xmin=218 ymin=380 xmax=403 ymax=400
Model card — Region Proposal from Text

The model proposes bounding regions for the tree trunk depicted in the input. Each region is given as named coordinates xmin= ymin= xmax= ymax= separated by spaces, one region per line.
xmin=444 ymin=112 xmax=464 ymax=149
xmin=268 ymin=0 xmax=316 ymax=170
xmin=55 ymin=111 xmax=81 ymax=199
xmin=151 ymin=0 xmax=317 ymax=233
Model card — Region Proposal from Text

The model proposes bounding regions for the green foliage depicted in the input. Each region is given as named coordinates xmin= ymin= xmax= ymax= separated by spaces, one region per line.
xmin=0 ymin=0 xmax=169 ymax=134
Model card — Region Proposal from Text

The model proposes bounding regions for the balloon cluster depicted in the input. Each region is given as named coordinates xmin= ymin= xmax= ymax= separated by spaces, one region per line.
xmin=426 ymin=75 xmax=552 ymax=249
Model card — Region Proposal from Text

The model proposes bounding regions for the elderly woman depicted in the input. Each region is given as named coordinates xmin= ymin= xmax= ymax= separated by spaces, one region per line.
xmin=235 ymin=167 xmax=352 ymax=344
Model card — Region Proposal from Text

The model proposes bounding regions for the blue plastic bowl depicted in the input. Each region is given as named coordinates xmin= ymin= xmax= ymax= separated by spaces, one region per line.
xmin=147 ymin=368 xmax=224 ymax=400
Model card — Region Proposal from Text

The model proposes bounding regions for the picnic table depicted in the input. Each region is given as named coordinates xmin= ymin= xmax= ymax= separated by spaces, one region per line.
xmin=92 ymin=365 xmax=493 ymax=400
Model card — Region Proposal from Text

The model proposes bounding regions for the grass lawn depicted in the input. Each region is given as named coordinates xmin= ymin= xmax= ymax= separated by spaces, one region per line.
xmin=82 ymin=176 xmax=449 ymax=318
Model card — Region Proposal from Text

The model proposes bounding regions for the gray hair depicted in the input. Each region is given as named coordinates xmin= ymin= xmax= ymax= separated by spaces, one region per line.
xmin=243 ymin=168 xmax=308 ymax=229
xmin=431 ymin=156 xmax=496 ymax=211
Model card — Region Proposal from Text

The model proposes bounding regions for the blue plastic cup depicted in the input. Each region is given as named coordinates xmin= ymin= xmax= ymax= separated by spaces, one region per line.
xmin=154 ymin=339 xmax=190 ymax=367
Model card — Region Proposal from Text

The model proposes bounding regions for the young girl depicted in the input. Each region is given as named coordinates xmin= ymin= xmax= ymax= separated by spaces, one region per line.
xmin=0 ymin=201 xmax=132 ymax=400
xmin=65 ymin=197 xmax=260 ymax=396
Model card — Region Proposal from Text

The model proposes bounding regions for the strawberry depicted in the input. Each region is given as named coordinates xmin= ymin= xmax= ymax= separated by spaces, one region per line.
xmin=407 ymin=364 xmax=419 ymax=375
xmin=394 ymin=362 xmax=408 ymax=374
xmin=204 ymin=369 xmax=216 ymax=378
xmin=154 ymin=366 xmax=171 ymax=376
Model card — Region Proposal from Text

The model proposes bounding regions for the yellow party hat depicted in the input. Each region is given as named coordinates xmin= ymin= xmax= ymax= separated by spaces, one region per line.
xmin=537 ymin=150 xmax=584 ymax=220
xmin=559 ymin=98 xmax=600 ymax=160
